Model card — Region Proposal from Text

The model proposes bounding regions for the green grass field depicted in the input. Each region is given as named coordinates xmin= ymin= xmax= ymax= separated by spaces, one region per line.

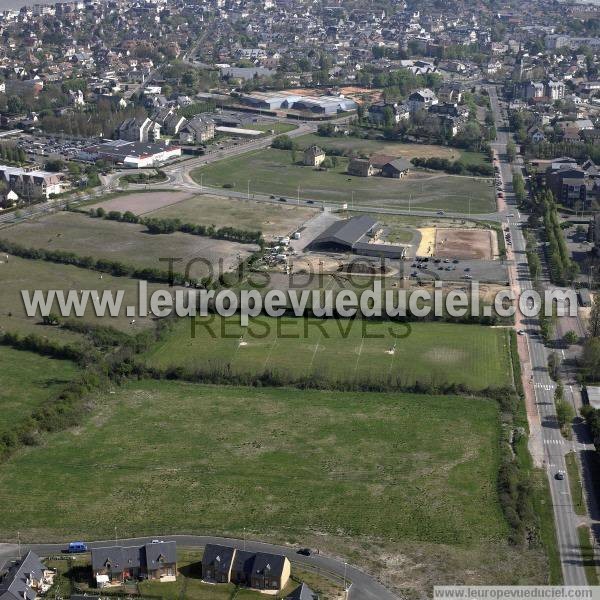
xmin=1 ymin=211 xmax=256 ymax=279
xmin=0 ymin=346 xmax=79 ymax=430
xmin=144 ymin=316 xmax=513 ymax=391
xmin=0 ymin=254 xmax=168 ymax=339
xmin=0 ymin=381 xmax=549 ymax=589
xmin=145 ymin=194 xmax=317 ymax=240
xmin=294 ymin=134 xmax=488 ymax=167
xmin=191 ymin=148 xmax=496 ymax=213
xmin=245 ymin=122 xmax=298 ymax=135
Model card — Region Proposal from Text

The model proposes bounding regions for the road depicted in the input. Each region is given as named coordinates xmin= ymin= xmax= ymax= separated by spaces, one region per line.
xmin=0 ymin=535 xmax=398 ymax=600
xmin=488 ymin=85 xmax=587 ymax=585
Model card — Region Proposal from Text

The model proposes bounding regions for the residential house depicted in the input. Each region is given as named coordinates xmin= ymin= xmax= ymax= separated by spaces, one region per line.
xmin=381 ymin=158 xmax=411 ymax=178
xmin=368 ymin=101 xmax=409 ymax=124
xmin=0 ymin=165 xmax=63 ymax=199
xmin=348 ymin=158 xmax=376 ymax=177
xmin=437 ymin=83 xmax=463 ymax=104
xmin=116 ymin=117 xmax=161 ymax=142
xmin=179 ymin=116 xmax=215 ymax=144
xmin=151 ymin=107 xmax=186 ymax=136
xmin=303 ymin=145 xmax=326 ymax=167
xmin=0 ymin=551 xmax=55 ymax=600
xmin=527 ymin=125 xmax=546 ymax=143
xmin=407 ymin=88 xmax=438 ymax=114
xmin=91 ymin=541 xmax=177 ymax=588
xmin=202 ymin=544 xmax=290 ymax=593
xmin=286 ymin=583 xmax=318 ymax=600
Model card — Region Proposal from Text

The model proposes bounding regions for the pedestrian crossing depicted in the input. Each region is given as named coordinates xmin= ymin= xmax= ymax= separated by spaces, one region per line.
xmin=534 ymin=383 xmax=555 ymax=391
xmin=544 ymin=438 xmax=565 ymax=445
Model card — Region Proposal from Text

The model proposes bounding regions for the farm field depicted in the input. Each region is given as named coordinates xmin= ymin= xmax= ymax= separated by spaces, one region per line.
xmin=0 ymin=254 xmax=167 ymax=337
xmin=0 ymin=380 xmax=548 ymax=591
xmin=0 ymin=346 xmax=79 ymax=431
xmin=294 ymin=133 xmax=488 ymax=166
xmin=88 ymin=191 xmax=194 ymax=216
xmin=0 ymin=211 xmax=257 ymax=279
xmin=144 ymin=194 xmax=317 ymax=240
xmin=191 ymin=148 xmax=496 ymax=213
xmin=144 ymin=316 xmax=513 ymax=390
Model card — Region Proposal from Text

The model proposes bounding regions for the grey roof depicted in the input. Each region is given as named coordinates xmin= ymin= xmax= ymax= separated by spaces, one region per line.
xmin=144 ymin=542 xmax=177 ymax=571
xmin=384 ymin=158 xmax=411 ymax=172
xmin=286 ymin=582 xmax=317 ymax=600
xmin=251 ymin=552 xmax=287 ymax=578
xmin=202 ymin=544 xmax=235 ymax=574
xmin=92 ymin=542 xmax=176 ymax=575
xmin=0 ymin=551 xmax=46 ymax=600
xmin=310 ymin=215 xmax=377 ymax=249
xmin=587 ymin=386 xmax=600 ymax=410
xmin=231 ymin=550 xmax=255 ymax=575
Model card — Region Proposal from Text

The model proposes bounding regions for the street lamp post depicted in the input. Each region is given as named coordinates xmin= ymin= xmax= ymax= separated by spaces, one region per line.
xmin=247 ymin=179 xmax=251 ymax=201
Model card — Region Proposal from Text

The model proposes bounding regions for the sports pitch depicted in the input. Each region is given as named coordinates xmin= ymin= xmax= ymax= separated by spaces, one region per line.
xmin=191 ymin=148 xmax=496 ymax=213
xmin=145 ymin=316 xmax=513 ymax=390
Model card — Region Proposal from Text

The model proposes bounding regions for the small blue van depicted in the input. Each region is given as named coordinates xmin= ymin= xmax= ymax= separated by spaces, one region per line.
xmin=67 ymin=542 xmax=88 ymax=553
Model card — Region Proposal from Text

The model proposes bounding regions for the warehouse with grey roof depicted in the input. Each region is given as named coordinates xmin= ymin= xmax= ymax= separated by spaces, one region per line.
xmin=308 ymin=215 xmax=406 ymax=259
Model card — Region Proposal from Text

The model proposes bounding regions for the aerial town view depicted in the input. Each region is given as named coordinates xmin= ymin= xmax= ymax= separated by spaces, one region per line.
xmin=0 ymin=0 xmax=600 ymax=598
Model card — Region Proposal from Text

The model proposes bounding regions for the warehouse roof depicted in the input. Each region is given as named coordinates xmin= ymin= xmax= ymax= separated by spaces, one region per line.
xmin=310 ymin=215 xmax=378 ymax=249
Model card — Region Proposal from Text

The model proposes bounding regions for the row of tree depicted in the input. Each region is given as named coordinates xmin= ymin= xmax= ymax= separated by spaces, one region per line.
xmin=411 ymin=156 xmax=494 ymax=177
xmin=89 ymin=208 xmax=264 ymax=246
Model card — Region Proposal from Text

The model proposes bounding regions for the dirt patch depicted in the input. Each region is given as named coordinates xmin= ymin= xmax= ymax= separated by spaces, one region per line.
xmin=89 ymin=191 xmax=193 ymax=215
xmin=417 ymin=227 xmax=436 ymax=256
xmin=434 ymin=228 xmax=495 ymax=260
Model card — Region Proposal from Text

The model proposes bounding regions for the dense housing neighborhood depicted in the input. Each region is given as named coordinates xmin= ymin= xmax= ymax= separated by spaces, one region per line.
xmin=1 ymin=0 xmax=600 ymax=598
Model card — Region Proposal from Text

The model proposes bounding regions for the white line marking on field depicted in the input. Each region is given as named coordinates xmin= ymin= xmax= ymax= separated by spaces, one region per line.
xmin=354 ymin=335 xmax=365 ymax=377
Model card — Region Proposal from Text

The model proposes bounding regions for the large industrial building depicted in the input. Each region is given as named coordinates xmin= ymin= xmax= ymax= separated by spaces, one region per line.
xmin=238 ymin=91 xmax=358 ymax=114
xmin=308 ymin=215 xmax=406 ymax=259
xmin=80 ymin=140 xmax=182 ymax=168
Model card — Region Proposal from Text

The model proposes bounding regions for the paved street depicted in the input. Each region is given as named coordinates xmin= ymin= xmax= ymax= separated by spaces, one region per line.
xmin=488 ymin=85 xmax=587 ymax=585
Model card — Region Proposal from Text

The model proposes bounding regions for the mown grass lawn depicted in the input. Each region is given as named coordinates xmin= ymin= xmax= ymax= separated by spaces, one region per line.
xmin=0 ymin=381 xmax=506 ymax=549
xmin=190 ymin=148 xmax=496 ymax=213
xmin=144 ymin=316 xmax=513 ymax=391
xmin=0 ymin=346 xmax=79 ymax=430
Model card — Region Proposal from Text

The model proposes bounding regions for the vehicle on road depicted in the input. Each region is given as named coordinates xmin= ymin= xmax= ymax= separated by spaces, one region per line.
xmin=297 ymin=548 xmax=311 ymax=556
xmin=67 ymin=542 xmax=88 ymax=553
xmin=518 ymin=329 xmax=526 ymax=336
xmin=555 ymin=470 xmax=565 ymax=480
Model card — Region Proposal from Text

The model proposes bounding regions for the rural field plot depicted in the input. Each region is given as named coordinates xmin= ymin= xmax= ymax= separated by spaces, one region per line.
xmin=145 ymin=316 xmax=513 ymax=390
xmin=294 ymin=133 xmax=488 ymax=166
xmin=88 ymin=191 xmax=194 ymax=215
xmin=0 ymin=346 xmax=79 ymax=430
xmin=192 ymin=148 xmax=496 ymax=213
xmin=0 ymin=255 xmax=165 ymax=337
xmin=144 ymin=194 xmax=317 ymax=240
xmin=0 ymin=382 xmax=547 ymax=592
xmin=0 ymin=211 xmax=257 ymax=279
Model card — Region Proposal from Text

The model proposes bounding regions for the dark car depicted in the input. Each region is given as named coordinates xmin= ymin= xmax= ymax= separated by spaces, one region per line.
xmin=297 ymin=548 xmax=311 ymax=556
xmin=278 ymin=197 xmax=287 ymax=202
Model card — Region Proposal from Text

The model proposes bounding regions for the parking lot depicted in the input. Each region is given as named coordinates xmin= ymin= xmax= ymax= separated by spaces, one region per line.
xmin=14 ymin=133 xmax=94 ymax=164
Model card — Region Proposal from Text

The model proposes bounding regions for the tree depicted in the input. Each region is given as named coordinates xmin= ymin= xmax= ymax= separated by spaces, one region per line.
xmin=582 ymin=338 xmax=600 ymax=378
xmin=506 ymin=140 xmax=516 ymax=163
xmin=564 ymin=330 xmax=579 ymax=345
xmin=590 ymin=294 xmax=600 ymax=338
